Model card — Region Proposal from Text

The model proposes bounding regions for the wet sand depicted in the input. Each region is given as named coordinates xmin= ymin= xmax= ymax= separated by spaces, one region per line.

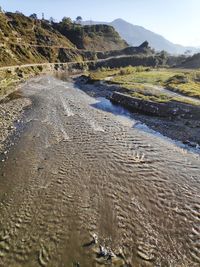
xmin=0 ymin=75 xmax=200 ymax=266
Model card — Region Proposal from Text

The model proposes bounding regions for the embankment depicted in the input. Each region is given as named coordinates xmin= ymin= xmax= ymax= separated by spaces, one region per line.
xmin=111 ymin=91 xmax=200 ymax=119
xmin=76 ymin=76 xmax=200 ymax=147
xmin=88 ymin=55 xmax=158 ymax=69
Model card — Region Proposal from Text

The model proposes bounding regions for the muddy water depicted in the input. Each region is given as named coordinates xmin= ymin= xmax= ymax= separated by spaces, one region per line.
xmin=0 ymin=75 xmax=200 ymax=267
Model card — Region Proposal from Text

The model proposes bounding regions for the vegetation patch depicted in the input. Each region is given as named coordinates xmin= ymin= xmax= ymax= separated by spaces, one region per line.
xmin=88 ymin=66 xmax=200 ymax=105
xmin=164 ymin=72 xmax=200 ymax=99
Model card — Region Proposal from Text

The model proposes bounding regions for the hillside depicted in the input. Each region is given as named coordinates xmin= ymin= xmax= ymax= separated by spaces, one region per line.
xmin=0 ymin=12 xmax=127 ymax=67
xmin=0 ymin=12 xmax=75 ymax=47
xmin=0 ymin=12 xmax=188 ymax=69
xmin=0 ymin=12 xmax=82 ymax=66
xmin=52 ymin=22 xmax=128 ymax=51
xmin=83 ymin=19 xmax=200 ymax=55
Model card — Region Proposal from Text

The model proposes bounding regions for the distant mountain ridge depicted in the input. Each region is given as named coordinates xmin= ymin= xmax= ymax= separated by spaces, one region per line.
xmin=83 ymin=18 xmax=200 ymax=55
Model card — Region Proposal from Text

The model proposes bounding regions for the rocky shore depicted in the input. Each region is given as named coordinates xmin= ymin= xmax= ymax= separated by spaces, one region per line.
xmin=75 ymin=76 xmax=200 ymax=148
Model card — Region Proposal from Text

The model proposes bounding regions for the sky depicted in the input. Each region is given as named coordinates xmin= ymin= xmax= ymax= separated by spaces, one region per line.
xmin=1 ymin=0 xmax=200 ymax=47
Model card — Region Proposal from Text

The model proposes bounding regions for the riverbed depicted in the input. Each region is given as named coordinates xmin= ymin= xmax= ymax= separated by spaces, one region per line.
xmin=0 ymin=75 xmax=199 ymax=266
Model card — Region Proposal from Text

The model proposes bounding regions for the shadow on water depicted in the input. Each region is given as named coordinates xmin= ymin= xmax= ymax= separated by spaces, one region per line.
xmin=91 ymin=97 xmax=200 ymax=155
xmin=91 ymin=97 xmax=134 ymax=121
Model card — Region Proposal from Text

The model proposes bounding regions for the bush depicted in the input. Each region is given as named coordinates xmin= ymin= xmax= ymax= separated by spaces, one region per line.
xmin=166 ymin=74 xmax=188 ymax=84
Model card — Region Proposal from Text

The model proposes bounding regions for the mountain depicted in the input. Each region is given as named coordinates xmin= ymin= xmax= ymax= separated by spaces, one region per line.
xmin=83 ymin=18 xmax=199 ymax=55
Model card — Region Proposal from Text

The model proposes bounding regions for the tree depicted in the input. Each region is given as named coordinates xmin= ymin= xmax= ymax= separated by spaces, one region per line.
xmin=62 ymin=17 xmax=72 ymax=25
xmin=29 ymin=13 xmax=38 ymax=20
xmin=157 ymin=50 xmax=169 ymax=65
xmin=159 ymin=50 xmax=169 ymax=59
xmin=49 ymin=17 xmax=55 ymax=24
xmin=61 ymin=17 xmax=73 ymax=30
xmin=76 ymin=16 xmax=82 ymax=24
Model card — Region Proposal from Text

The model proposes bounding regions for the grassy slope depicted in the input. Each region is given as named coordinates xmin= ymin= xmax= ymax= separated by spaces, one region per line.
xmin=164 ymin=72 xmax=200 ymax=99
xmin=53 ymin=23 xmax=128 ymax=51
xmin=0 ymin=13 xmax=75 ymax=47
xmin=82 ymin=25 xmax=127 ymax=51
xmin=89 ymin=66 xmax=200 ymax=104
xmin=0 ymin=12 xmax=82 ymax=67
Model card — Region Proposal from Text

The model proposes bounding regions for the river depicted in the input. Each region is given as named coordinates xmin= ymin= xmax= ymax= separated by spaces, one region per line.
xmin=0 ymin=75 xmax=199 ymax=267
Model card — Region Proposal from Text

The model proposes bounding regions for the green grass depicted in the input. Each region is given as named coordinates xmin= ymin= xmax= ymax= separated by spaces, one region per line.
xmin=89 ymin=67 xmax=120 ymax=80
xmin=164 ymin=74 xmax=200 ymax=99
xmin=114 ymin=70 xmax=179 ymax=85
xmin=88 ymin=66 xmax=200 ymax=105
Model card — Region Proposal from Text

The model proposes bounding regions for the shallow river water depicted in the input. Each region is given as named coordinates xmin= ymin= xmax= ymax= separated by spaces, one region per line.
xmin=0 ymin=75 xmax=200 ymax=267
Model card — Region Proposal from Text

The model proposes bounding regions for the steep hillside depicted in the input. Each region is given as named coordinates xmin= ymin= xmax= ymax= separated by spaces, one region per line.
xmin=0 ymin=12 xmax=75 ymax=48
xmin=0 ymin=43 xmax=84 ymax=67
xmin=83 ymin=19 xmax=200 ymax=55
xmin=0 ymin=12 xmax=128 ymax=67
xmin=0 ymin=12 xmax=83 ymax=66
xmin=52 ymin=22 xmax=128 ymax=51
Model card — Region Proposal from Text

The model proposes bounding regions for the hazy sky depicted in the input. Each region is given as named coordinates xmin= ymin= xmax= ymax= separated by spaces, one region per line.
xmin=1 ymin=0 xmax=200 ymax=47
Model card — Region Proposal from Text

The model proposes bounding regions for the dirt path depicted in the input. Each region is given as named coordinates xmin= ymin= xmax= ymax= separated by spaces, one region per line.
xmin=0 ymin=54 xmax=137 ymax=71
xmin=0 ymin=62 xmax=77 ymax=71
